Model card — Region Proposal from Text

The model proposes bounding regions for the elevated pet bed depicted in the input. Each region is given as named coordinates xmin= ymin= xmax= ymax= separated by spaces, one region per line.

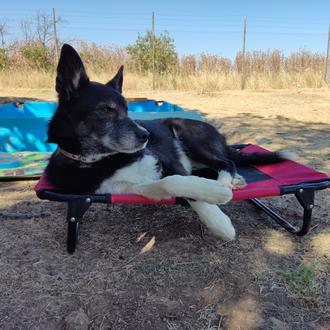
xmin=35 ymin=144 xmax=330 ymax=253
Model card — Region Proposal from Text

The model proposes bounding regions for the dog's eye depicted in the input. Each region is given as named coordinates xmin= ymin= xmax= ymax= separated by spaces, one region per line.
xmin=100 ymin=105 xmax=115 ymax=113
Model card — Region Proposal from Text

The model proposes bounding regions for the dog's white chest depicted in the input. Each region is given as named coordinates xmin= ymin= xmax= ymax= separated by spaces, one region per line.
xmin=96 ymin=154 xmax=161 ymax=194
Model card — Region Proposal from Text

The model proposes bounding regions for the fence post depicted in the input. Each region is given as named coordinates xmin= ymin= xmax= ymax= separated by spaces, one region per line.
xmin=241 ymin=16 xmax=247 ymax=90
xmin=52 ymin=8 xmax=59 ymax=63
xmin=325 ymin=23 xmax=330 ymax=84
xmin=152 ymin=12 xmax=156 ymax=90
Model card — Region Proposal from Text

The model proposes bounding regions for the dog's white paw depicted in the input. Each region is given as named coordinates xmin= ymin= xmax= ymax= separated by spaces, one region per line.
xmin=189 ymin=201 xmax=236 ymax=241
xmin=217 ymin=170 xmax=233 ymax=190
xmin=232 ymin=173 xmax=247 ymax=190
xmin=200 ymin=180 xmax=233 ymax=204
xmin=278 ymin=150 xmax=297 ymax=161
xmin=163 ymin=175 xmax=233 ymax=205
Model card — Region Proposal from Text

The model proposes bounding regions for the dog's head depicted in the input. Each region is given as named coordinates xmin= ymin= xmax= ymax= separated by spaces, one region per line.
xmin=48 ymin=44 xmax=149 ymax=156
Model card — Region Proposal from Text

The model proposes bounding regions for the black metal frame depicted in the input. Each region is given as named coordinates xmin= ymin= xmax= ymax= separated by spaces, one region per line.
xmin=37 ymin=192 xmax=109 ymax=253
xmin=36 ymin=178 xmax=330 ymax=253
xmin=250 ymin=180 xmax=330 ymax=236
xmin=36 ymin=189 xmax=188 ymax=253
xmin=231 ymin=144 xmax=330 ymax=236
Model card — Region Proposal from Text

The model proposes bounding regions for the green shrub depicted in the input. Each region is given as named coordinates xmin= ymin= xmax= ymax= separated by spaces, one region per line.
xmin=0 ymin=49 xmax=7 ymax=71
xmin=127 ymin=31 xmax=178 ymax=74
xmin=20 ymin=42 xmax=52 ymax=70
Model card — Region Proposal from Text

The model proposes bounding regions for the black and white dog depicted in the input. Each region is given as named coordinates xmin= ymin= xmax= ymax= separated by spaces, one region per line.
xmin=46 ymin=44 xmax=286 ymax=240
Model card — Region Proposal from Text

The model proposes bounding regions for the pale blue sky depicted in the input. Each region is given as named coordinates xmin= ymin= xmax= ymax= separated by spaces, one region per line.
xmin=1 ymin=0 xmax=329 ymax=59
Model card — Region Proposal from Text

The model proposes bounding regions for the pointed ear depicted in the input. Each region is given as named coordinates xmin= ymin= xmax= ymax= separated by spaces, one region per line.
xmin=56 ymin=44 xmax=89 ymax=101
xmin=106 ymin=65 xmax=124 ymax=93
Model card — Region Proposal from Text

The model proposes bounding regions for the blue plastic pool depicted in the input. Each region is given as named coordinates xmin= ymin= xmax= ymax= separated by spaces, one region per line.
xmin=0 ymin=100 xmax=202 ymax=152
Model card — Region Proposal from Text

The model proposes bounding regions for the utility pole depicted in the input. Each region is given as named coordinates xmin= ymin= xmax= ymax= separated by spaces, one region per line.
xmin=52 ymin=8 xmax=59 ymax=63
xmin=325 ymin=23 xmax=330 ymax=84
xmin=241 ymin=16 xmax=247 ymax=90
xmin=0 ymin=21 xmax=7 ymax=49
xmin=152 ymin=11 xmax=155 ymax=90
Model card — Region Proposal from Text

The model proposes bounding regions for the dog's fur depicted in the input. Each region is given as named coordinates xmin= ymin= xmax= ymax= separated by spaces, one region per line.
xmin=46 ymin=44 xmax=286 ymax=240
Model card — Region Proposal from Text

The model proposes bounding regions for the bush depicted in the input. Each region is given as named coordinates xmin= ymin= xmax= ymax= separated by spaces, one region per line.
xmin=127 ymin=31 xmax=178 ymax=74
xmin=20 ymin=42 xmax=52 ymax=70
xmin=77 ymin=42 xmax=128 ymax=73
xmin=0 ymin=49 xmax=7 ymax=71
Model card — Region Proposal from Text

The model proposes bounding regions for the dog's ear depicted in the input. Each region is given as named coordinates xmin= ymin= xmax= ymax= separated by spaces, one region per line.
xmin=106 ymin=65 xmax=124 ymax=93
xmin=56 ymin=44 xmax=89 ymax=101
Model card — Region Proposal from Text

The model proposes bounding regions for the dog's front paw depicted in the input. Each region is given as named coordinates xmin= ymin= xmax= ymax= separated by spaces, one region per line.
xmin=189 ymin=201 xmax=236 ymax=241
xmin=232 ymin=173 xmax=247 ymax=190
xmin=197 ymin=180 xmax=233 ymax=204
xmin=217 ymin=170 xmax=233 ymax=190
xmin=162 ymin=176 xmax=233 ymax=205
xmin=214 ymin=184 xmax=233 ymax=204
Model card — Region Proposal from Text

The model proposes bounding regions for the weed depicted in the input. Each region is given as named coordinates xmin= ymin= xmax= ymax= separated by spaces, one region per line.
xmin=280 ymin=264 xmax=315 ymax=293
xmin=252 ymin=270 xmax=271 ymax=282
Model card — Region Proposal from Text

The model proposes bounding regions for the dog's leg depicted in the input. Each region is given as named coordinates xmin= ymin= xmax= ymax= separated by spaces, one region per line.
xmin=166 ymin=119 xmax=247 ymax=190
xmin=188 ymin=200 xmax=235 ymax=241
xmin=127 ymin=159 xmax=235 ymax=240
xmin=130 ymin=175 xmax=232 ymax=205
xmin=130 ymin=177 xmax=235 ymax=240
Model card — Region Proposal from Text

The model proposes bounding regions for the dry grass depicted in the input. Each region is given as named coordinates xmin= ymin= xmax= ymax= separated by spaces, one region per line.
xmin=0 ymin=69 xmax=326 ymax=92
xmin=0 ymin=70 xmax=54 ymax=89
xmin=0 ymin=45 xmax=327 ymax=91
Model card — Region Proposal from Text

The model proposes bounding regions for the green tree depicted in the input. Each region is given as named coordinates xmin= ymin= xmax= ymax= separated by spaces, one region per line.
xmin=127 ymin=30 xmax=178 ymax=74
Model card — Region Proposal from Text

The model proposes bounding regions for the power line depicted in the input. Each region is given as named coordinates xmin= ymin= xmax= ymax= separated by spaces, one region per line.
xmin=2 ymin=10 xmax=327 ymax=24
xmin=8 ymin=16 xmax=326 ymax=35
xmin=5 ymin=17 xmax=327 ymax=34
xmin=56 ymin=25 xmax=328 ymax=36
xmin=5 ymin=22 xmax=327 ymax=37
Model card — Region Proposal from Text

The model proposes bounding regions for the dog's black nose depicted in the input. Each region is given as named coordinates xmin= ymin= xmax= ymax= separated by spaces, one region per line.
xmin=136 ymin=130 xmax=150 ymax=142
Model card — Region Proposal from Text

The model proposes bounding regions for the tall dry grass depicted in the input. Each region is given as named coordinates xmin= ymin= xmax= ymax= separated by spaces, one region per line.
xmin=0 ymin=43 xmax=326 ymax=91
xmin=0 ymin=70 xmax=324 ymax=92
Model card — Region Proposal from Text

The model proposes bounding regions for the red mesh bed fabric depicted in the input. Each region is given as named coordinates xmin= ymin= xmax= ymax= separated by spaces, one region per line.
xmin=111 ymin=194 xmax=176 ymax=205
xmin=231 ymin=179 xmax=280 ymax=201
xmin=34 ymin=145 xmax=329 ymax=204
xmin=35 ymin=173 xmax=56 ymax=191
xmin=242 ymin=144 xmax=329 ymax=185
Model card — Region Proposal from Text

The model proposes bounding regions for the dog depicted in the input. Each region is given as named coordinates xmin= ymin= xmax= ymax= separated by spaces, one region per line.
xmin=46 ymin=44 xmax=287 ymax=241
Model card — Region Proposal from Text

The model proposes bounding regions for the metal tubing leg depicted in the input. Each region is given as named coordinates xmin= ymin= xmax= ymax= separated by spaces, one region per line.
xmin=250 ymin=188 xmax=315 ymax=236
xmin=66 ymin=197 xmax=92 ymax=253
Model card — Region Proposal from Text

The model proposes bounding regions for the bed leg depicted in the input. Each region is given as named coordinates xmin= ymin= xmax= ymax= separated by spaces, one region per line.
xmin=250 ymin=188 xmax=315 ymax=236
xmin=294 ymin=188 xmax=315 ymax=236
xmin=66 ymin=198 xmax=92 ymax=254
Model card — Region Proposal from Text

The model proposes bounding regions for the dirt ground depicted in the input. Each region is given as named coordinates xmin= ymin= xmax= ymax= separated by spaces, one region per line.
xmin=0 ymin=88 xmax=329 ymax=330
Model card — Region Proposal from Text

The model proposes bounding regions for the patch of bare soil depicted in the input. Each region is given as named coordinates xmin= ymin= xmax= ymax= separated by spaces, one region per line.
xmin=0 ymin=89 xmax=329 ymax=329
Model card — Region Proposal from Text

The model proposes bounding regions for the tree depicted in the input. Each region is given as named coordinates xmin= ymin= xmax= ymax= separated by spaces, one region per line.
xmin=19 ymin=10 xmax=64 ymax=69
xmin=20 ymin=10 xmax=63 ymax=47
xmin=127 ymin=30 xmax=178 ymax=74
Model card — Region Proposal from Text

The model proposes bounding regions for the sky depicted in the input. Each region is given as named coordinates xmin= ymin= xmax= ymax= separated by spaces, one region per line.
xmin=1 ymin=0 xmax=329 ymax=59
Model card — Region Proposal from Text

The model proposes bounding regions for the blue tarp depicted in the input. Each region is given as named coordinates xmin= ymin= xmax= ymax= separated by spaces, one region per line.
xmin=0 ymin=100 xmax=202 ymax=152
xmin=0 ymin=100 xmax=188 ymax=118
